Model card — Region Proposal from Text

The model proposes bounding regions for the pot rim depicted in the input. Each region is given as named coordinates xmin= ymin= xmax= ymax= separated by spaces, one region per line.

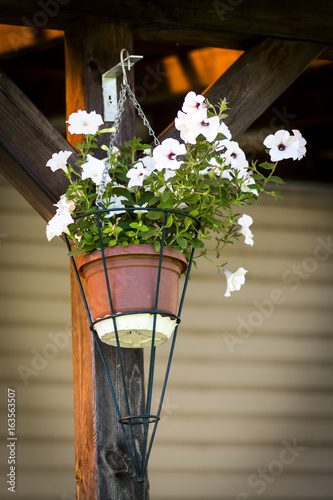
xmin=77 ymin=243 xmax=188 ymax=276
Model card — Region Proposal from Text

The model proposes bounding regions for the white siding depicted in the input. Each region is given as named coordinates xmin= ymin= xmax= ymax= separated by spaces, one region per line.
xmin=0 ymin=175 xmax=74 ymax=499
xmin=1 ymin=174 xmax=333 ymax=499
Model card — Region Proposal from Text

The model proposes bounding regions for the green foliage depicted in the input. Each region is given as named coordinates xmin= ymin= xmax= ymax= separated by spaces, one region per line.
xmin=62 ymin=99 xmax=286 ymax=264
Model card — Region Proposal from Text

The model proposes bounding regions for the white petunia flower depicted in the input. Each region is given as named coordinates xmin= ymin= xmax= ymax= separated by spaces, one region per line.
xmin=46 ymin=210 xmax=74 ymax=241
xmin=240 ymin=174 xmax=258 ymax=196
xmin=164 ymin=169 xmax=177 ymax=181
xmin=105 ymin=195 xmax=127 ymax=216
xmin=133 ymin=203 xmax=148 ymax=214
xmin=181 ymin=91 xmax=206 ymax=114
xmin=217 ymin=122 xmax=232 ymax=140
xmin=223 ymin=267 xmax=247 ymax=297
xmin=200 ymin=157 xmax=220 ymax=175
xmin=185 ymin=109 xmax=220 ymax=144
xmin=292 ymin=129 xmax=307 ymax=160
xmin=126 ymin=161 xmax=149 ymax=188
xmin=46 ymin=150 xmax=72 ymax=173
xmin=81 ymin=155 xmax=110 ymax=186
xmin=263 ymin=130 xmax=300 ymax=162
xmin=153 ymin=138 xmax=186 ymax=170
xmin=54 ymin=194 xmax=75 ymax=213
xmin=222 ymin=140 xmax=249 ymax=172
xmin=67 ymin=110 xmax=103 ymax=135
xmin=140 ymin=155 xmax=156 ymax=174
xmin=174 ymin=110 xmax=190 ymax=142
xmin=238 ymin=214 xmax=254 ymax=246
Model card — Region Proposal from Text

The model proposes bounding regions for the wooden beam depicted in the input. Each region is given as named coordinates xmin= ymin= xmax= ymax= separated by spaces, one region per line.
xmin=65 ymin=17 xmax=148 ymax=499
xmin=0 ymin=0 xmax=332 ymax=58
xmin=0 ymin=70 xmax=76 ymax=222
xmin=159 ymin=38 xmax=326 ymax=142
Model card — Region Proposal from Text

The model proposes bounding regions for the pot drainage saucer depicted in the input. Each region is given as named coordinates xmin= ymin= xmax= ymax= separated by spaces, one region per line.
xmin=94 ymin=313 xmax=177 ymax=348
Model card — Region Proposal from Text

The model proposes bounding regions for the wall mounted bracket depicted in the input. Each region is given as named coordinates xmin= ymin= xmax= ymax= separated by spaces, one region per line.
xmin=102 ymin=53 xmax=143 ymax=122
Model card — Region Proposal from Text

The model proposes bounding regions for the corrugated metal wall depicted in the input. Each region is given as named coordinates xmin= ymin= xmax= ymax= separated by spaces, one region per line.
xmin=1 ymin=174 xmax=333 ymax=499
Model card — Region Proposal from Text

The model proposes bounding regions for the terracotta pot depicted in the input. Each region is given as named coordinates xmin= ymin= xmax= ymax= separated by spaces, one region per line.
xmin=77 ymin=244 xmax=188 ymax=322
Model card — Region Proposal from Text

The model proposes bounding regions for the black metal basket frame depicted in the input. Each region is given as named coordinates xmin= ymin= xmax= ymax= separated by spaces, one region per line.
xmin=66 ymin=206 xmax=200 ymax=482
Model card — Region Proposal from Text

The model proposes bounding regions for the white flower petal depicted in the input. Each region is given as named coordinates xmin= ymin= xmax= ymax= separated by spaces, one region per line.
xmin=46 ymin=150 xmax=72 ymax=173
xmin=181 ymin=91 xmax=206 ymax=114
xmin=67 ymin=110 xmax=103 ymax=135
xmin=263 ymin=130 xmax=300 ymax=162
xmin=46 ymin=210 xmax=74 ymax=241
xmin=81 ymin=155 xmax=109 ymax=186
xmin=223 ymin=267 xmax=247 ymax=297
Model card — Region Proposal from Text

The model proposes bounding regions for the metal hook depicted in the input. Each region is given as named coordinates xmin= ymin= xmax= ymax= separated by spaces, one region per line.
xmin=120 ymin=48 xmax=130 ymax=85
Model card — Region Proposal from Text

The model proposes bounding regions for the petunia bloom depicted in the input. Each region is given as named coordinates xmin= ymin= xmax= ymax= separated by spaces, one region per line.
xmin=174 ymin=110 xmax=190 ymax=142
xmin=238 ymin=214 xmax=254 ymax=246
xmin=222 ymin=140 xmax=249 ymax=172
xmin=105 ymin=195 xmax=127 ymax=216
xmin=46 ymin=210 xmax=74 ymax=241
xmin=133 ymin=203 xmax=149 ymax=214
xmin=181 ymin=91 xmax=206 ymax=114
xmin=153 ymin=138 xmax=186 ymax=170
xmin=223 ymin=267 xmax=247 ymax=297
xmin=240 ymin=174 xmax=258 ymax=196
xmin=184 ymin=109 xmax=220 ymax=144
xmin=67 ymin=110 xmax=103 ymax=135
xmin=217 ymin=122 xmax=232 ymax=141
xmin=263 ymin=130 xmax=300 ymax=162
xmin=126 ymin=162 xmax=149 ymax=188
xmin=200 ymin=157 xmax=220 ymax=175
xmin=140 ymin=155 xmax=156 ymax=174
xmin=54 ymin=194 xmax=75 ymax=213
xmin=46 ymin=150 xmax=72 ymax=173
xmin=292 ymin=129 xmax=307 ymax=160
xmin=81 ymin=155 xmax=110 ymax=186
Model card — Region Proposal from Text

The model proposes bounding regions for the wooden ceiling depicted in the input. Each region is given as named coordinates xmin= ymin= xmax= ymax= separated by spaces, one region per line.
xmin=0 ymin=0 xmax=332 ymax=57
xmin=0 ymin=0 xmax=332 ymax=183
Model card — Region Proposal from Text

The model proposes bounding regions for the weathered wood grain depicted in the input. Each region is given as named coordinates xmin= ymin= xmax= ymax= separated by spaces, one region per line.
xmin=0 ymin=0 xmax=332 ymax=58
xmin=0 ymin=70 xmax=76 ymax=222
xmin=65 ymin=17 xmax=148 ymax=499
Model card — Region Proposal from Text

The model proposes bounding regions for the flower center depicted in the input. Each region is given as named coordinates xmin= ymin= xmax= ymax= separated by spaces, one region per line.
xmin=278 ymin=143 xmax=286 ymax=151
xmin=168 ymin=152 xmax=176 ymax=160
xmin=230 ymin=152 xmax=237 ymax=158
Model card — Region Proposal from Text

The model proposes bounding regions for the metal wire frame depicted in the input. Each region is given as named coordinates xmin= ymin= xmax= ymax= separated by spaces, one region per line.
xmin=66 ymin=206 xmax=200 ymax=482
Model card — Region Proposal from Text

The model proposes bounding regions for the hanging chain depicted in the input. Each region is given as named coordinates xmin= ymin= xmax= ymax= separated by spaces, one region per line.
xmin=96 ymin=71 xmax=160 ymax=204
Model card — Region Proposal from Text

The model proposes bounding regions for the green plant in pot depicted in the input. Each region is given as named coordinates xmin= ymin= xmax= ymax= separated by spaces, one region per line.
xmin=46 ymin=92 xmax=306 ymax=347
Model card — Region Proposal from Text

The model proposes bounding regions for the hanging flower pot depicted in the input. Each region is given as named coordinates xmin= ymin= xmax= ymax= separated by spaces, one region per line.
xmin=77 ymin=244 xmax=187 ymax=348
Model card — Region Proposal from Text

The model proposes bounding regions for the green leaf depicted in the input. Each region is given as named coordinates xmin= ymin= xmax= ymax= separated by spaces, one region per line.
xmin=146 ymin=211 xmax=164 ymax=220
xmin=269 ymin=175 xmax=285 ymax=184
xmin=184 ymin=216 xmax=194 ymax=230
xmin=154 ymin=241 xmax=161 ymax=252
xmin=176 ymin=237 xmax=187 ymax=249
xmin=162 ymin=190 xmax=171 ymax=202
xmin=206 ymin=214 xmax=220 ymax=225
xmin=191 ymin=238 xmax=204 ymax=249
xmin=259 ymin=162 xmax=274 ymax=170
xmin=67 ymin=248 xmax=81 ymax=256
xmin=142 ymin=228 xmax=159 ymax=240
xmin=158 ymin=200 xmax=176 ymax=210
xmin=186 ymin=194 xmax=200 ymax=204
xmin=165 ymin=213 xmax=173 ymax=228
xmin=252 ymin=173 xmax=265 ymax=180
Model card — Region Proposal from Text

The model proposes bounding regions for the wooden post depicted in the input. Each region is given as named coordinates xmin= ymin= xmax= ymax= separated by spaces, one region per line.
xmin=65 ymin=18 xmax=149 ymax=499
